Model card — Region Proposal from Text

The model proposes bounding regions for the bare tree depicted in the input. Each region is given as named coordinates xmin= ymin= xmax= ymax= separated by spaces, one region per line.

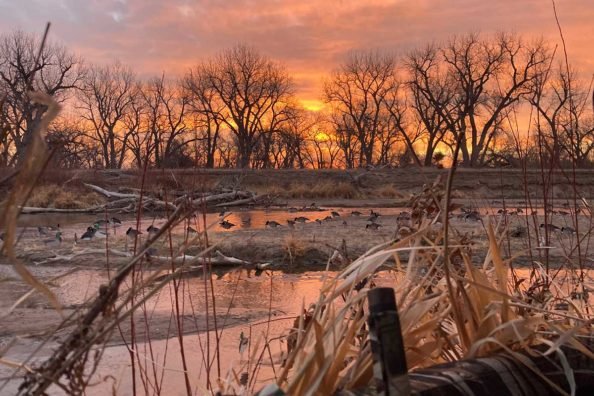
xmin=529 ymin=66 xmax=594 ymax=166
xmin=202 ymin=45 xmax=294 ymax=168
xmin=184 ymin=65 xmax=226 ymax=168
xmin=77 ymin=62 xmax=140 ymax=169
xmin=47 ymin=116 xmax=99 ymax=168
xmin=406 ymin=45 xmax=453 ymax=166
xmin=141 ymin=74 xmax=191 ymax=167
xmin=0 ymin=30 xmax=84 ymax=165
xmin=324 ymin=51 xmax=407 ymax=167
xmin=444 ymin=33 xmax=550 ymax=166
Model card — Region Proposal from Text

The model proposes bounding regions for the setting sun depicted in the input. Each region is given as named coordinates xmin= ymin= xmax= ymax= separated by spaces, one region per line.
xmin=314 ymin=131 xmax=330 ymax=142
xmin=300 ymin=99 xmax=325 ymax=112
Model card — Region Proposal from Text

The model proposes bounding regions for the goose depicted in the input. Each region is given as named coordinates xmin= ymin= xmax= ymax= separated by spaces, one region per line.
xmin=265 ymin=220 xmax=281 ymax=228
xmin=239 ymin=331 xmax=249 ymax=354
xmin=368 ymin=210 xmax=380 ymax=222
xmin=539 ymin=223 xmax=560 ymax=232
xmin=94 ymin=228 xmax=108 ymax=238
xmin=220 ymin=220 xmax=236 ymax=230
xmin=561 ymin=226 xmax=576 ymax=235
xmin=147 ymin=225 xmax=160 ymax=237
xmin=351 ymin=211 xmax=362 ymax=217
xmin=80 ymin=227 xmax=96 ymax=241
xmin=367 ymin=214 xmax=379 ymax=222
xmin=95 ymin=219 xmax=110 ymax=228
xmin=323 ymin=215 xmax=333 ymax=222
xmin=464 ymin=212 xmax=482 ymax=222
xmin=43 ymin=231 xmax=62 ymax=248
xmin=126 ymin=227 xmax=142 ymax=238
xmin=396 ymin=211 xmax=411 ymax=221
xmin=366 ymin=223 xmax=382 ymax=230
xmin=294 ymin=216 xmax=309 ymax=223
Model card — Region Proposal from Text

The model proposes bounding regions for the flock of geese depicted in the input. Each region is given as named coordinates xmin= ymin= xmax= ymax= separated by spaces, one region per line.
xmin=260 ymin=209 xmax=388 ymax=231
xmin=457 ymin=206 xmax=578 ymax=235
xmin=19 ymin=203 xmax=582 ymax=250
xmin=31 ymin=216 xmax=162 ymax=248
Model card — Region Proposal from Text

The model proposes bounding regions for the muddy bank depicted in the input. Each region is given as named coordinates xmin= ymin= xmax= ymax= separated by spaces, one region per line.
xmin=8 ymin=168 xmax=594 ymax=211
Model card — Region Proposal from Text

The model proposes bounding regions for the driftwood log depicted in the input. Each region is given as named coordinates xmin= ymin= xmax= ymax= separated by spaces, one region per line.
xmin=33 ymin=248 xmax=268 ymax=269
xmin=20 ymin=184 xmax=270 ymax=214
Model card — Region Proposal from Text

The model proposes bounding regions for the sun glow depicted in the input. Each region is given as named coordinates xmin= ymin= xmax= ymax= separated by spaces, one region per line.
xmin=300 ymin=99 xmax=325 ymax=112
xmin=314 ymin=131 xmax=330 ymax=142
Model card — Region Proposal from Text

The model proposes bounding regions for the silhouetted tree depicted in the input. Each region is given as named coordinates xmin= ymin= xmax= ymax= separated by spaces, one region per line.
xmin=77 ymin=62 xmax=140 ymax=169
xmin=202 ymin=45 xmax=295 ymax=168
xmin=0 ymin=30 xmax=84 ymax=165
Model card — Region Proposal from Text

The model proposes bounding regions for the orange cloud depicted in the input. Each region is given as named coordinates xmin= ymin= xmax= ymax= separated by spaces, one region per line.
xmin=0 ymin=0 xmax=593 ymax=105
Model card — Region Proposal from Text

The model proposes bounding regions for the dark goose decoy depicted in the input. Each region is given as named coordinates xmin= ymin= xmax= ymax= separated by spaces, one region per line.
xmin=266 ymin=220 xmax=281 ymax=228
xmin=147 ymin=225 xmax=160 ymax=237
xmin=43 ymin=231 xmax=62 ymax=247
xmin=220 ymin=220 xmax=236 ymax=230
xmin=126 ymin=227 xmax=142 ymax=238
xmin=80 ymin=227 xmax=96 ymax=241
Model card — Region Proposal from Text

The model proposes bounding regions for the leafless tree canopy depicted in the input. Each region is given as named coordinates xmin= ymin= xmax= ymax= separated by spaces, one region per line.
xmin=0 ymin=30 xmax=83 ymax=165
xmin=2 ymin=31 xmax=593 ymax=169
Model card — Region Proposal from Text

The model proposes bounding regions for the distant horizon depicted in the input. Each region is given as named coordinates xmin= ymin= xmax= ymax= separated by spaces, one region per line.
xmin=1 ymin=0 xmax=593 ymax=110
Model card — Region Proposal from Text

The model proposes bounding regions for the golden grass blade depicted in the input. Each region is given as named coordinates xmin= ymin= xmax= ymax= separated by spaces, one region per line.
xmin=0 ymin=92 xmax=63 ymax=314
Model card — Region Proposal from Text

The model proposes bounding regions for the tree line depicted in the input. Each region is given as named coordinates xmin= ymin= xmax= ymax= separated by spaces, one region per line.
xmin=0 ymin=29 xmax=592 ymax=169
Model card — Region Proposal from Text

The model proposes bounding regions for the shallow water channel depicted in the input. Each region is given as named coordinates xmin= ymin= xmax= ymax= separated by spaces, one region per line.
xmin=1 ymin=267 xmax=359 ymax=395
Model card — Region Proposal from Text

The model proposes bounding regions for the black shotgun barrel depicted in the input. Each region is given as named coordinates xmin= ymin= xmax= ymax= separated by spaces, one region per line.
xmin=367 ymin=287 xmax=410 ymax=396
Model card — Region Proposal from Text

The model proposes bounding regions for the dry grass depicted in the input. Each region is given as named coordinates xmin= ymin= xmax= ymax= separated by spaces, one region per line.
xmin=26 ymin=184 xmax=104 ymax=209
xmin=254 ymin=181 xmax=594 ymax=395
xmin=260 ymin=181 xmax=363 ymax=199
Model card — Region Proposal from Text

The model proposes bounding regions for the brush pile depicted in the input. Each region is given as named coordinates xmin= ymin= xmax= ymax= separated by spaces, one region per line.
xmin=19 ymin=183 xmax=271 ymax=214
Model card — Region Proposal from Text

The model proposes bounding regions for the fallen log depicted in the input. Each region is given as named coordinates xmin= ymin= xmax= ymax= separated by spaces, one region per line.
xmin=84 ymin=183 xmax=139 ymax=199
xmin=34 ymin=248 xmax=269 ymax=269
xmin=20 ymin=206 xmax=104 ymax=214
xmin=214 ymin=193 xmax=263 ymax=207
xmin=191 ymin=190 xmax=253 ymax=205
xmin=84 ymin=183 xmax=177 ymax=211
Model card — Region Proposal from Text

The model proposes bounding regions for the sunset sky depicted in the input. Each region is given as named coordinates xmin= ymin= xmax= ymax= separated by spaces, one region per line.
xmin=0 ymin=0 xmax=593 ymax=110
